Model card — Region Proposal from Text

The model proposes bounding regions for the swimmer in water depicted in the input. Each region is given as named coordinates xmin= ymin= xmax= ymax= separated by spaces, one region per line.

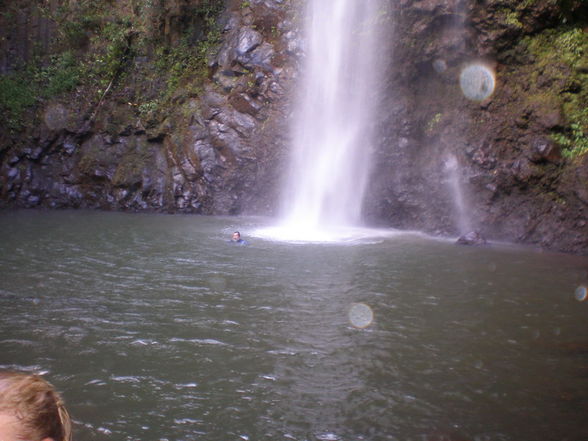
xmin=230 ymin=231 xmax=247 ymax=245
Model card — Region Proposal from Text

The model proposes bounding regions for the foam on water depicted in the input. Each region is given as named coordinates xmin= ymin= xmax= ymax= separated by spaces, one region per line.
xmin=252 ymin=224 xmax=410 ymax=245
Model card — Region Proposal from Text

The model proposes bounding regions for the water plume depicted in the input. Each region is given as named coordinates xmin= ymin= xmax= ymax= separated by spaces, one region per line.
xmin=444 ymin=154 xmax=471 ymax=235
xmin=274 ymin=0 xmax=383 ymax=241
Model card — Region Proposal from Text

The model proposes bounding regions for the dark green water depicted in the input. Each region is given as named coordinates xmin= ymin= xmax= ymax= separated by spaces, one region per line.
xmin=1 ymin=210 xmax=587 ymax=441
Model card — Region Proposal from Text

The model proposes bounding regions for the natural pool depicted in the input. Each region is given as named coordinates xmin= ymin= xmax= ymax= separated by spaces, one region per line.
xmin=1 ymin=210 xmax=587 ymax=441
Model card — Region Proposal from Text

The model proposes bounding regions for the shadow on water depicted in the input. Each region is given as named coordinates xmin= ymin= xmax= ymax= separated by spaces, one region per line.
xmin=1 ymin=211 xmax=588 ymax=441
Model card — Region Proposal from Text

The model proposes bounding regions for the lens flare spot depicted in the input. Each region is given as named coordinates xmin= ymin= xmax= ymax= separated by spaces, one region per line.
xmin=460 ymin=64 xmax=495 ymax=101
xmin=574 ymin=285 xmax=587 ymax=302
xmin=349 ymin=303 xmax=374 ymax=329
xmin=433 ymin=59 xmax=447 ymax=73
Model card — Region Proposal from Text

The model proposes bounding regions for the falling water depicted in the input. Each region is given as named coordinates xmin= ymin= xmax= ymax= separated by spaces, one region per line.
xmin=444 ymin=154 xmax=471 ymax=234
xmin=274 ymin=0 xmax=382 ymax=241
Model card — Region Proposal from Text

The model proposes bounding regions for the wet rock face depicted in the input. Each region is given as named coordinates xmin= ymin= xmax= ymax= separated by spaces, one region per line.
xmin=364 ymin=0 xmax=588 ymax=255
xmin=0 ymin=3 xmax=56 ymax=74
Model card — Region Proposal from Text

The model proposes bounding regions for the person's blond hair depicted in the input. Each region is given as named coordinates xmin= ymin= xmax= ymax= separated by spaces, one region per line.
xmin=0 ymin=371 xmax=72 ymax=441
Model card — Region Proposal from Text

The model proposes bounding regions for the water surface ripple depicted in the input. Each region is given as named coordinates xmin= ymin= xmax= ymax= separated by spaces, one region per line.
xmin=1 ymin=211 xmax=587 ymax=441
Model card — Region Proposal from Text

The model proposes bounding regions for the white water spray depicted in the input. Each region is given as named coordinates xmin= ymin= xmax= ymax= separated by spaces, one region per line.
xmin=270 ymin=0 xmax=382 ymax=241
xmin=444 ymin=154 xmax=471 ymax=234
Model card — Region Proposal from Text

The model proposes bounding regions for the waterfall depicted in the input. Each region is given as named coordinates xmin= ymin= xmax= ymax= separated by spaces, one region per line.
xmin=276 ymin=0 xmax=382 ymax=241
xmin=444 ymin=154 xmax=471 ymax=235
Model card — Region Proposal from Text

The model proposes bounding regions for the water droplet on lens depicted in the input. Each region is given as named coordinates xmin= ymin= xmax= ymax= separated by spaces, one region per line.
xmin=349 ymin=303 xmax=374 ymax=329
xmin=575 ymin=285 xmax=587 ymax=302
xmin=460 ymin=63 xmax=495 ymax=101
xmin=433 ymin=58 xmax=447 ymax=73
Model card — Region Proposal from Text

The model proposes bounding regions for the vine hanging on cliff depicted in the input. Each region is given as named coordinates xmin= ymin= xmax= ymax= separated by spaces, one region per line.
xmin=88 ymin=20 xmax=137 ymax=122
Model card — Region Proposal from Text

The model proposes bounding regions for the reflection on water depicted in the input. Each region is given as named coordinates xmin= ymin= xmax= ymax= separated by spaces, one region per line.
xmin=1 ymin=211 xmax=587 ymax=441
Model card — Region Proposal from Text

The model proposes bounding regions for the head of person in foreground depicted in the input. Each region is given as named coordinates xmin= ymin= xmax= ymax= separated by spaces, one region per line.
xmin=0 ymin=370 xmax=72 ymax=441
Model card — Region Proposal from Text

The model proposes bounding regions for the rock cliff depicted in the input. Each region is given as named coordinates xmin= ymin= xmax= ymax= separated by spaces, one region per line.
xmin=0 ymin=0 xmax=587 ymax=254
xmin=365 ymin=0 xmax=588 ymax=254
xmin=0 ymin=0 xmax=296 ymax=215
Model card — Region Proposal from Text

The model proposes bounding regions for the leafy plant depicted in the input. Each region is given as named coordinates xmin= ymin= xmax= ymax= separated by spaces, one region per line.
xmin=153 ymin=2 xmax=223 ymax=102
xmin=426 ymin=112 xmax=442 ymax=133
xmin=41 ymin=51 xmax=82 ymax=97
xmin=526 ymin=26 xmax=588 ymax=159
xmin=91 ymin=20 xmax=134 ymax=87
xmin=558 ymin=28 xmax=584 ymax=62
xmin=499 ymin=8 xmax=523 ymax=28
xmin=552 ymin=121 xmax=588 ymax=159
xmin=0 ymin=74 xmax=37 ymax=131
xmin=526 ymin=26 xmax=586 ymax=66
xmin=138 ymin=100 xmax=159 ymax=116
xmin=0 ymin=49 xmax=84 ymax=130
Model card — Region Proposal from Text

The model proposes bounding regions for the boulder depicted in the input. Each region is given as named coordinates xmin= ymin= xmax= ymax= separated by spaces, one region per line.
xmin=456 ymin=231 xmax=488 ymax=246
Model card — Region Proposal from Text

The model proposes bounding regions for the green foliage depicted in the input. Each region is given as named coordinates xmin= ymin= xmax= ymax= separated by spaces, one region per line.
xmin=197 ymin=22 xmax=222 ymax=61
xmin=138 ymin=100 xmax=159 ymax=116
xmin=40 ymin=51 xmax=83 ymax=97
xmin=90 ymin=20 xmax=134 ymax=88
xmin=554 ymin=28 xmax=585 ymax=64
xmin=499 ymin=8 xmax=523 ymax=28
xmin=520 ymin=0 xmax=538 ymax=8
xmin=62 ymin=20 xmax=88 ymax=47
xmin=526 ymin=26 xmax=586 ymax=66
xmin=0 ymin=0 xmax=226 ymax=131
xmin=551 ymin=110 xmax=588 ymax=159
xmin=0 ymin=50 xmax=84 ymax=131
xmin=153 ymin=4 xmax=222 ymax=102
xmin=43 ymin=0 xmax=102 ymax=48
xmin=525 ymin=26 xmax=588 ymax=160
xmin=61 ymin=15 xmax=99 ymax=48
xmin=426 ymin=112 xmax=442 ymax=134
xmin=159 ymin=45 xmax=204 ymax=99
xmin=0 ymin=74 xmax=37 ymax=131
xmin=552 ymin=102 xmax=588 ymax=159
